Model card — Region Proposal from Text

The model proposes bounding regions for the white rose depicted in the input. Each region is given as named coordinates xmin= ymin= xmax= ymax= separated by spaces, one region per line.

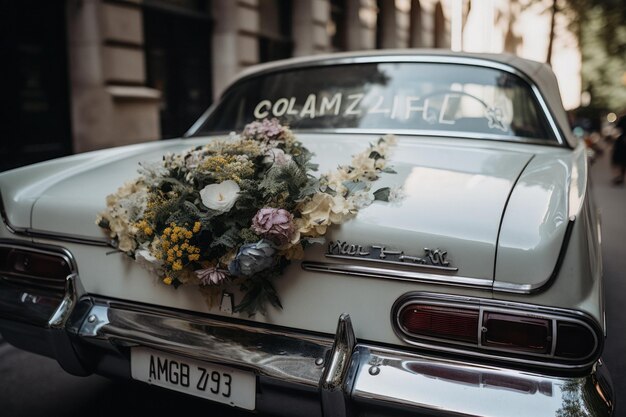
xmin=200 ymin=180 xmax=240 ymax=212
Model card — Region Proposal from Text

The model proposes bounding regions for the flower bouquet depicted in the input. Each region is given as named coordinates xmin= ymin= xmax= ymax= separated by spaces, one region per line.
xmin=97 ymin=119 xmax=398 ymax=315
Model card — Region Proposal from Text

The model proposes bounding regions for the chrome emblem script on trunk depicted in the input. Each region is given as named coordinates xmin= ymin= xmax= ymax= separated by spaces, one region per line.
xmin=326 ymin=240 xmax=458 ymax=272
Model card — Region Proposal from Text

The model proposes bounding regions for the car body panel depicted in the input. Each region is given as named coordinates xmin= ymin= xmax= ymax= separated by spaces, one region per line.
xmin=0 ymin=51 xmax=612 ymax=417
xmin=0 ymin=135 xmax=606 ymax=343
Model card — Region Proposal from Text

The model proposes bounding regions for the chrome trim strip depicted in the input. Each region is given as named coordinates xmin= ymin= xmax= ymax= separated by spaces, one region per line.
xmin=320 ymin=314 xmax=357 ymax=417
xmin=325 ymin=254 xmax=458 ymax=272
xmin=493 ymin=216 xmax=576 ymax=294
xmin=48 ymin=274 xmax=83 ymax=329
xmin=351 ymin=345 xmax=614 ymax=417
xmin=20 ymin=230 xmax=109 ymax=246
xmin=0 ymin=191 xmax=110 ymax=247
xmin=184 ymin=99 xmax=221 ymax=138
xmin=391 ymin=292 xmax=603 ymax=371
xmin=301 ymin=261 xmax=492 ymax=289
xmin=78 ymin=298 xmax=333 ymax=387
xmin=300 ymin=128 xmax=560 ymax=147
xmin=187 ymin=54 xmax=569 ymax=147
xmin=303 ymin=218 xmax=575 ymax=295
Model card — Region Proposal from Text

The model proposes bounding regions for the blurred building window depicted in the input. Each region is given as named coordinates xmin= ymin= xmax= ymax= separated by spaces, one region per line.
xmin=143 ymin=1 xmax=213 ymax=138
xmin=376 ymin=0 xmax=396 ymax=49
xmin=143 ymin=0 xmax=210 ymax=15
xmin=433 ymin=1 xmax=445 ymax=48
xmin=329 ymin=0 xmax=348 ymax=51
xmin=259 ymin=0 xmax=293 ymax=62
xmin=1 ymin=0 xmax=72 ymax=171
xmin=409 ymin=0 xmax=422 ymax=47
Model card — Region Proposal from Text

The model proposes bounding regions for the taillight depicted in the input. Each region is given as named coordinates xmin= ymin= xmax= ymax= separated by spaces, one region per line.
xmin=555 ymin=322 xmax=596 ymax=359
xmin=0 ymin=247 xmax=71 ymax=298
xmin=393 ymin=294 xmax=602 ymax=369
xmin=399 ymin=304 xmax=478 ymax=343
xmin=482 ymin=313 xmax=552 ymax=354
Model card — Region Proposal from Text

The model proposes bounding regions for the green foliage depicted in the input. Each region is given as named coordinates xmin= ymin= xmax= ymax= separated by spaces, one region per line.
xmin=260 ymin=162 xmax=308 ymax=204
xmin=234 ymin=273 xmax=284 ymax=316
xmin=578 ymin=5 xmax=626 ymax=111
xmin=373 ymin=187 xmax=391 ymax=202
xmin=151 ymin=195 xmax=185 ymax=230
xmin=369 ymin=151 xmax=383 ymax=160
xmin=239 ymin=228 xmax=260 ymax=244
xmin=343 ymin=180 xmax=367 ymax=195
xmin=297 ymin=177 xmax=321 ymax=200
xmin=210 ymin=227 xmax=241 ymax=249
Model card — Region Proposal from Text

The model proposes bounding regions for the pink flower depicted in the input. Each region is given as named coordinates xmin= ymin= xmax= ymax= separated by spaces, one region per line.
xmin=251 ymin=208 xmax=295 ymax=245
xmin=196 ymin=267 xmax=228 ymax=285
xmin=242 ymin=118 xmax=284 ymax=142
xmin=263 ymin=148 xmax=292 ymax=166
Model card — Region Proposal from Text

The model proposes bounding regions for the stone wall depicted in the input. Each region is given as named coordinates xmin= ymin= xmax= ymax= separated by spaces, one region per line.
xmin=64 ymin=0 xmax=587 ymax=151
xmin=66 ymin=0 xmax=160 ymax=152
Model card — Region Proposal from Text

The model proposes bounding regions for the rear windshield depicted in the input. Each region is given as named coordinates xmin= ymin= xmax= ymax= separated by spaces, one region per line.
xmin=194 ymin=62 xmax=555 ymax=141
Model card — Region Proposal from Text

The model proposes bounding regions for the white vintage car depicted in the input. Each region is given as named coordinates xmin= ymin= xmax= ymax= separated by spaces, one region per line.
xmin=0 ymin=51 xmax=614 ymax=416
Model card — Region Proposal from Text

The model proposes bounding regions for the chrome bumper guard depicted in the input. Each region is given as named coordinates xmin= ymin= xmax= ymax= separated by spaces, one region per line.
xmin=78 ymin=299 xmax=617 ymax=417
xmin=0 ymin=275 xmax=615 ymax=417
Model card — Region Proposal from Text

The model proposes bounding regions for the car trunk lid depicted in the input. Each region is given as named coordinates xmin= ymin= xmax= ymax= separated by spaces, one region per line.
xmin=20 ymin=134 xmax=535 ymax=282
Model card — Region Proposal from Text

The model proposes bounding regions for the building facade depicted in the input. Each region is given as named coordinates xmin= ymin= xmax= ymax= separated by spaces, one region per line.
xmin=1 ymin=0 xmax=581 ymax=171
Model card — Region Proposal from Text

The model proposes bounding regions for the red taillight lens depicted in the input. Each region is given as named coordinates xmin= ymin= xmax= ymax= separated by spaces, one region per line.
xmin=555 ymin=322 xmax=596 ymax=359
xmin=4 ymin=249 xmax=69 ymax=280
xmin=482 ymin=313 xmax=552 ymax=354
xmin=399 ymin=304 xmax=479 ymax=343
xmin=0 ymin=247 xmax=71 ymax=297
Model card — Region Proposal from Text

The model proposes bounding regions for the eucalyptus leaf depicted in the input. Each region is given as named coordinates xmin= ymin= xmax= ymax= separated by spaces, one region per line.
xmin=343 ymin=180 xmax=367 ymax=195
xmin=302 ymin=237 xmax=326 ymax=247
xmin=369 ymin=151 xmax=383 ymax=160
xmin=298 ymin=178 xmax=320 ymax=199
xmin=373 ymin=187 xmax=391 ymax=202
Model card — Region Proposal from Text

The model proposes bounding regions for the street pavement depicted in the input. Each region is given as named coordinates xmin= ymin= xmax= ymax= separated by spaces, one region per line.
xmin=0 ymin=334 xmax=252 ymax=416
xmin=0 ymin=145 xmax=625 ymax=416
xmin=590 ymin=145 xmax=626 ymax=416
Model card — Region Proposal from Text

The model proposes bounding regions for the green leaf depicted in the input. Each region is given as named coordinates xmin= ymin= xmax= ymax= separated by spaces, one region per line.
xmin=297 ymin=178 xmax=320 ymax=199
xmin=342 ymin=180 xmax=367 ymax=195
xmin=97 ymin=218 xmax=110 ymax=229
xmin=210 ymin=227 xmax=240 ymax=249
xmin=239 ymin=227 xmax=260 ymax=244
xmin=307 ymin=163 xmax=319 ymax=172
xmin=369 ymin=151 xmax=383 ymax=160
xmin=302 ymin=237 xmax=325 ymax=248
xmin=183 ymin=201 xmax=219 ymax=220
xmin=260 ymin=277 xmax=282 ymax=309
xmin=381 ymin=167 xmax=397 ymax=174
xmin=373 ymin=187 xmax=391 ymax=202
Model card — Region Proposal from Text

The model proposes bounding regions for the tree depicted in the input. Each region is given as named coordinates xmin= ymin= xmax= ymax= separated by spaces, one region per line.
xmin=539 ymin=0 xmax=626 ymax=112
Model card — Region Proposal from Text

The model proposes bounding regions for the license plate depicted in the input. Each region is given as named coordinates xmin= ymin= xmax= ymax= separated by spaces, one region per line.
xmin=131 ymin=347 xmax=256 ymax=410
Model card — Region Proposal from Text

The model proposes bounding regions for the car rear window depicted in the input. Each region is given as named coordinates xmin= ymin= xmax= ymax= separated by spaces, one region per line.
xmin=194 ymin=62 xmax=555 ymax=141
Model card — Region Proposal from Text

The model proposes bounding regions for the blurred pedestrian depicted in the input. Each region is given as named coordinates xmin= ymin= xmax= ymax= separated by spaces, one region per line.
xmin=611 ymin=117 xmax=626 ymax=185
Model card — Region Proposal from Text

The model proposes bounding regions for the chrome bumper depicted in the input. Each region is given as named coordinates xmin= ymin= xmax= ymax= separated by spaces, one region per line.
xmin=0 ymin=276 xmax=615 ymax=417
